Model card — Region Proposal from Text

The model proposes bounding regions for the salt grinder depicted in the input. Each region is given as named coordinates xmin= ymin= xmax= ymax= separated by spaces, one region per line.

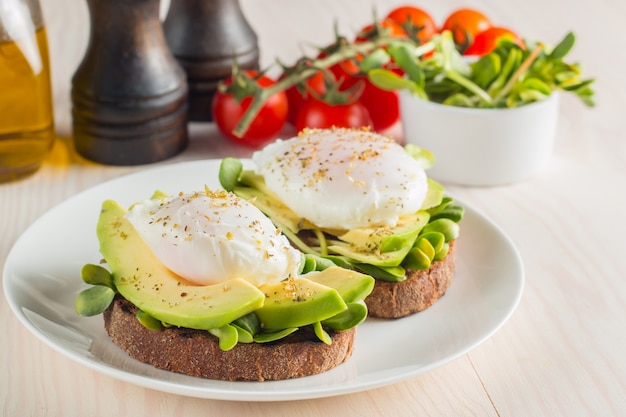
xmin=163 ymin=0 xmax=260 ymax=121
xmin=71 ymin=0 xmax=189 ymax=165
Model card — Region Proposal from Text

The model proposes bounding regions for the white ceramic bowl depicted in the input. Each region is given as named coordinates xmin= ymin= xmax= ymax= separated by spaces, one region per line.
xmin=399 ymin=91 xmax=559 ymax=186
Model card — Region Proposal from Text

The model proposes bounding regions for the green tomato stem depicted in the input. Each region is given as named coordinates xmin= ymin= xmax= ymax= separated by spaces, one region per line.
xmin=231 ymin=36 xmax=416 ymax=138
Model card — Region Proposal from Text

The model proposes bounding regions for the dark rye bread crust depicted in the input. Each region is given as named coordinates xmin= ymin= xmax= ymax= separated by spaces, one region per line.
xmin=365 ymin=240 xmax=457 ymax=319
xmin=103 ymin=296 xmax=356 ymax=381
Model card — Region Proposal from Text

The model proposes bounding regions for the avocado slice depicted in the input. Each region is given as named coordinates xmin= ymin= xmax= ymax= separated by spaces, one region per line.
xmin=97 ymin=200 xmax=266 ymax=331
xmin=335 ymin=211 xmax=430 ymax=253
xmin=326 ymin=241 xmax=412 ymax=267
xmin=303 ymin=266 xmax=374 ymax=303
xmin=420 ymin=178 xmax=445 ymax=210
xmin=256 ymin=278 xmax=347 ymax=330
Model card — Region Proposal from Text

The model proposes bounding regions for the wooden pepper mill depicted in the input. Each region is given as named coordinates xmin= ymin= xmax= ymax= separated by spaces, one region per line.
xmin=71 ymin=0 xmax=189 ymax=166
xmin=163 ymin=0 xmax=260 ymax=121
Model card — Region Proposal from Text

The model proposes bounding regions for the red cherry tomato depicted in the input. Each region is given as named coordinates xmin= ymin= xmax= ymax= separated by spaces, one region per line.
xmin=330 ymin=59 xmax=361 ymax=84
xmin=282 ymin=71 xmax=327 ymax=126
xmin=295 ymin=99 xmax=372 ymax=132
xmin=441 ymin=8 xmax=492 ymax=49
xmin=386 ymin=6 xmax=437 ymax=43
xmin=212 ymin=71 xmax=287 ymax=147
xmin=464 ymin=27 xmax=524 ymax=56
xmin=358 ymin=79 xmax=400 ymax=131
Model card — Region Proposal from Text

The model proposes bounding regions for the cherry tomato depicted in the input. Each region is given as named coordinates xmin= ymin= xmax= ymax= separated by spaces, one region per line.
xmin=212 ymin=71 xmax=287 ymax=147
xmin=358 ymin=79 xmax=400 ymax=131
xmin=464 ymin=27 xmax=524 ymax=56
xmin=282 ymin=70 xmax=326 ymax=126
xmin=329 ymin=58 xmax=361 ymax=83
xmin=441 ymin=8 xmax=492 ymax=49
xmin=386 ymin=6 xmax=437 ymax=43
xmin=295 ymin=99 xmax=372 ymax=132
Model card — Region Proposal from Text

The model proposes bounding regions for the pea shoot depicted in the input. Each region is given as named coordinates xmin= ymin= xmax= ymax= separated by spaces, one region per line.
xmin=369 ymin=30 xmax=595 ymax=108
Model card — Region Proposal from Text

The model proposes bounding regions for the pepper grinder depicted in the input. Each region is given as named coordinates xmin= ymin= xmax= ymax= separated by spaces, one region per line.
xmin=163 ymin=0 xmax=259 ymax=121
xmin=71 ymin=0 xmax=189 ymax=166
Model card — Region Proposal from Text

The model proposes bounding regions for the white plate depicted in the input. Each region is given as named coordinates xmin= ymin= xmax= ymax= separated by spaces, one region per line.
xmin=3 ymin=159 xmax=524 ymax=401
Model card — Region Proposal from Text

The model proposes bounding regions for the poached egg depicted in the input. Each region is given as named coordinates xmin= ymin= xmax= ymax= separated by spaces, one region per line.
xmin=252 ymin=128 xmax=428 ymax=229
xmin=125 ymin=188 xmax=301 ymax=286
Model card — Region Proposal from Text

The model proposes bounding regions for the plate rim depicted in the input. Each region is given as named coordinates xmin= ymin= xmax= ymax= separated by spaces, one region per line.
xmin=2 ymin=159 xmax=524 ymax=401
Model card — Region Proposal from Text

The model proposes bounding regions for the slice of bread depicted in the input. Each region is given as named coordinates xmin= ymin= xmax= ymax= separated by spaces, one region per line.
xmin=365 ymin=240 xmax=457 ymax=319
xmin=103 ymin=296 xmax=356 ymax=381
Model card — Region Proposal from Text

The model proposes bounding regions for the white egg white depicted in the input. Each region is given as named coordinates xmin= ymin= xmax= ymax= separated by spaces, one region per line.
xmin=252 ymin=128 xmax=428 ymax=229
xmin=125 ymin=189 xmax=302 ymax=286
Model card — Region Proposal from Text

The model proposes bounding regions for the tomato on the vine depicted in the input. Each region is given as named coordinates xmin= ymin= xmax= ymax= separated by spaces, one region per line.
xmin=212 ymin=71 xmax=287 ymax=147
xmin=317 ymin=48 xmax=400 ymax=131
xmin=441 ymin=8 xmax=492 ymax=49
xmin=464 ymin=27 xmax=524 ymax=56
xmin=295 ymin=99 xmax=372 ymax=133
xmin=282 ymin=70 xmax=326 ymax=126
xmin=386 ymin=6 xmax=437 ymax=43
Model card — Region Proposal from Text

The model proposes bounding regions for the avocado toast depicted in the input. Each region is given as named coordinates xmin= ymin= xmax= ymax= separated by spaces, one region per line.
xmin=219 ymin=128 xmax=463 ymax=318
xmin=75 ymin=188 xmax=374 ymax=381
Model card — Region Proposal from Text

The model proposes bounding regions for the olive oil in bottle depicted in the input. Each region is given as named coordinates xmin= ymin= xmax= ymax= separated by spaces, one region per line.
xmin=0 ymin=0 xmax=55 ymax=183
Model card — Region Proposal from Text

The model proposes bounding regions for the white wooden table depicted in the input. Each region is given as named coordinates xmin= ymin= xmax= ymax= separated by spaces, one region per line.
xmin=2 ymin=0 xmax=624 ymax=415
